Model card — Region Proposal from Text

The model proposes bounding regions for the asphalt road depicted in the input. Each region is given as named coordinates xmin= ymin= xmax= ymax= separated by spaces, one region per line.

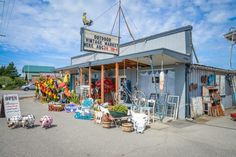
xmin=0 ymin=89 xmax=35 ymax=99
xmin=0 ymin=98 xmax=236 ymax=157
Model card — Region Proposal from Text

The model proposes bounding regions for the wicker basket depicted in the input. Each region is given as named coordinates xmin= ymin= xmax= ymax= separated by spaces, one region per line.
xmin=102 ymin=121 xmax=112 ymax=128
xmin=121 ymin=123 xmax=133 ymax=132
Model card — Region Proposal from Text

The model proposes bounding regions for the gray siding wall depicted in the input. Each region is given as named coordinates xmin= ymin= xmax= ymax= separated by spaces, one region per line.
xmin=175 ymin=64 xmax=186 ymax=119
xmin=120 ymin=32 xmax=187 ymax=56
xmin=138 ymin=70 xmax=175 ymax=97
xmin=189 ymin=69 xmax=214 ymax=98
xmin=188 ymin=68 xmax=233 ymax=108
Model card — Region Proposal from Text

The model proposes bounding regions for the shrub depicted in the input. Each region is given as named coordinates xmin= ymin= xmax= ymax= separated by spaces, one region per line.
xmin=0 ymin=76 xmax=26 ymax=90
xmin=0 ymin=76 xmax=13 ymax=89
xmin=110 ymin=104 xmax=128 ymax=113
xmin=14 ymin=77 xmax=26 ymax=87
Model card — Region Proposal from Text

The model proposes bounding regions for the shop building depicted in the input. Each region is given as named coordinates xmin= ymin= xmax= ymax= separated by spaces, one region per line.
xmin=22 ymin=65 xmax=56 ymax=82
xmin=57 ymin=25 xmax=236 ymax=120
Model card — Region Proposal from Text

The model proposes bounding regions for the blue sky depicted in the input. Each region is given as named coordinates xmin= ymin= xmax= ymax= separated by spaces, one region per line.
xmin=0 ymin=0 xmax=236 ymax=74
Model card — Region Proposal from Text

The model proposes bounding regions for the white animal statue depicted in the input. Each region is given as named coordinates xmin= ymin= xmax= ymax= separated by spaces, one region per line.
xmin=99 ymin=105 xmax=109 ymax=114
xmin=130 ymin=110 xmax=148 ymax=133
xmin=40 ymin=115 xmax=53 ymax=128
xmin=7 ymin=115 xmax=22 ymax=128
xmin=22 ymin=114 xmax=35 ymax=128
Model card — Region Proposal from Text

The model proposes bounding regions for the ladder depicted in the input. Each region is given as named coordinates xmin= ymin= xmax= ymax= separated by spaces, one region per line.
xmin=231 ymin=76 xmax=236 ymax=105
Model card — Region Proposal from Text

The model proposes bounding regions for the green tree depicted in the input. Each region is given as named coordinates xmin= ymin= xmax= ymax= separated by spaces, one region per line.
xmin=0 ymin=65 xmax=6 ymax=76
xmin=4 ymin=62 xmax=20 ymax=78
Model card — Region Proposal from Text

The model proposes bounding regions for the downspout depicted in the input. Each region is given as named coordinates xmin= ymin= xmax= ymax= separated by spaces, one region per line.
xmin=185 ymin=64 xmax=191 ymax=118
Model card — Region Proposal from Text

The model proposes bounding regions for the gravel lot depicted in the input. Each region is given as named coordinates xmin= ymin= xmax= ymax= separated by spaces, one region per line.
xmin=1 ymin=97 xmax=236 ymax=157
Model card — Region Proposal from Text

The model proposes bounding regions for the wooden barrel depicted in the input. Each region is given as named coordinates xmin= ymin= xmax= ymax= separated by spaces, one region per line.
xmin=121 ymin=123 xmax=133 ymax=132
xmin=102 ymin=121 xmax=111 ymax=128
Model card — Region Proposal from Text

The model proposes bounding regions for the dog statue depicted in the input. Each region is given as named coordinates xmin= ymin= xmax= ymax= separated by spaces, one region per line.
xmin=7 ymin=115 xmax=22 ymax=129
xmin=40 ymin=115 xmax=53 ymax=128
xmin=22 ymin=114 xmax=35 ymax=128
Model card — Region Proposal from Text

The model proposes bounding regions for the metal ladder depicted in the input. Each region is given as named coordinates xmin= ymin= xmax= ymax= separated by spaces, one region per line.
xmin=231 ymin=76 xmax=236 ymax=105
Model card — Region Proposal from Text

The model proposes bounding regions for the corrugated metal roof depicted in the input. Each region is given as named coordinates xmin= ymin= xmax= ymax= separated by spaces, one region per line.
xmin=190 ymin=64 xmax=236 ymax=75
xmin=22 ymin=65 xmax=55 ymax=73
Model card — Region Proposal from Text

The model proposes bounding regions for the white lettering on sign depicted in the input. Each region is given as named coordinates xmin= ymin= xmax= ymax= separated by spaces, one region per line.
xmin=81 ymin=28 xmax=119 ymax=55
xmin=3 ymin=94 xmax=21 ymax=119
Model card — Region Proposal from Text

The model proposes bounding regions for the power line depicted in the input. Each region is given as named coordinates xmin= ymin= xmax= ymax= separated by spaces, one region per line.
xmin=120 ymin=7 xmax=135 ymax=40
xmin=111 ymin=8 xmax=119 ymax=34
xmin=4 ymin=0 xmax=15 ymax=37
xmin=122 ymin=4 xmax=138 ymax=32
xmin=93 ymin=1 xmax=119 ymax=23
xmin=1 ymin=0 xmax=10 ymax=36
xmin=0 ymin=0 xmax=5 ymax=36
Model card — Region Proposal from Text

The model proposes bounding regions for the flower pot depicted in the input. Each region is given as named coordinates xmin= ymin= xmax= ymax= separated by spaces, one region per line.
xmin=121 ymin=123 xmax=133 ymax=132
xmin=102 ymin=121 xmax=112 ymax=128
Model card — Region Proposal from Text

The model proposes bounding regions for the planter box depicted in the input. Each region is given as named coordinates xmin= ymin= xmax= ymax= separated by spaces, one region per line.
xmin=109 ymin=111 xmax=127 ymax=118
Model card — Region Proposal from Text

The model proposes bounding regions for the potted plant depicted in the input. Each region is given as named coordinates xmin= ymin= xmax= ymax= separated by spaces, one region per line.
xmin=65 ymin=93 xmax=80 ymax=113
xmin=68 ymin=93 xmax=80 ymax=105
xmin=102 ymin=113 xmax=113 ymax=128
xmin=109 ymin=104 xmax=128 ymax=118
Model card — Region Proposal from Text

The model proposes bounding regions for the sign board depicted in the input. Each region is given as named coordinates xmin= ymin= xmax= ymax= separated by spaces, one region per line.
xmin=81 ymin=28 xmax=119 ymax=55
xmin=3 ymin=94 xmax=21 ymax=119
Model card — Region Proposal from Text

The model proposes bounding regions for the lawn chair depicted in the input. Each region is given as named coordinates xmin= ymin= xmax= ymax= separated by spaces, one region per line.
xmin=74 ymin=98 xmax=94 ymax=120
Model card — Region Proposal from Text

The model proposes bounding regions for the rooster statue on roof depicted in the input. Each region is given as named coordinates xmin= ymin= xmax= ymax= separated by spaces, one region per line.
xmin=82 ymin=12 xmax=93 ymax=26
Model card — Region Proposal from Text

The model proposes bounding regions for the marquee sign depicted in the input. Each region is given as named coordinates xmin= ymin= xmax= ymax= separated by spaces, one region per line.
xmin=81 ymin=28 xmax=119 ymax=55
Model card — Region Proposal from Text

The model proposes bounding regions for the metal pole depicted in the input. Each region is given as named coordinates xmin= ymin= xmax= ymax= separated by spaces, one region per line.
xmin=229 ymin=32 xmax=235 ymax=69
xmin=118 ymin=0 xmax=121 ymax=55
xmin=150 ymin=55 xmax=159 ymax=119
xmin=28 ymin=65 xmax=29 ymax=83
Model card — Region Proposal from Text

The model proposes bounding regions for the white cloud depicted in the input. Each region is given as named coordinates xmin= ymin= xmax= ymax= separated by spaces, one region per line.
xmin=1 ymin=0 xmax=235 ymax=69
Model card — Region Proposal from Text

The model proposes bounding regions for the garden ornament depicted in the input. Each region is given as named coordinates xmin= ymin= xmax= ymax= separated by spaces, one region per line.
xmin=21 ymin=114 xmax=35 ymax=128
xmin=40 ymin=115 xmax=53 ymax=128
xmin=7 ymin=115 xmax=22 ymax=128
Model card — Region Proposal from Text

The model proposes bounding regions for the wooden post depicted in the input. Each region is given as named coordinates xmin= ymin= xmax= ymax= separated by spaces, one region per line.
xmin=79 ymin=68 xmax=83 ymax=86
xmin=115 ymin=63 xmax=119 ymax=104
xmin=101 ymin=65 xmax=104 ymax=103
xmin=89 ymin=66 xmax=92 ymax=98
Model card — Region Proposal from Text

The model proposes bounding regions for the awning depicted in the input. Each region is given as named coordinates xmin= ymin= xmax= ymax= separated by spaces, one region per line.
xmin=224 ymin=30 xmax=236 ymax=43
xmin=57 ymin=48 xmax=191 ymax=72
